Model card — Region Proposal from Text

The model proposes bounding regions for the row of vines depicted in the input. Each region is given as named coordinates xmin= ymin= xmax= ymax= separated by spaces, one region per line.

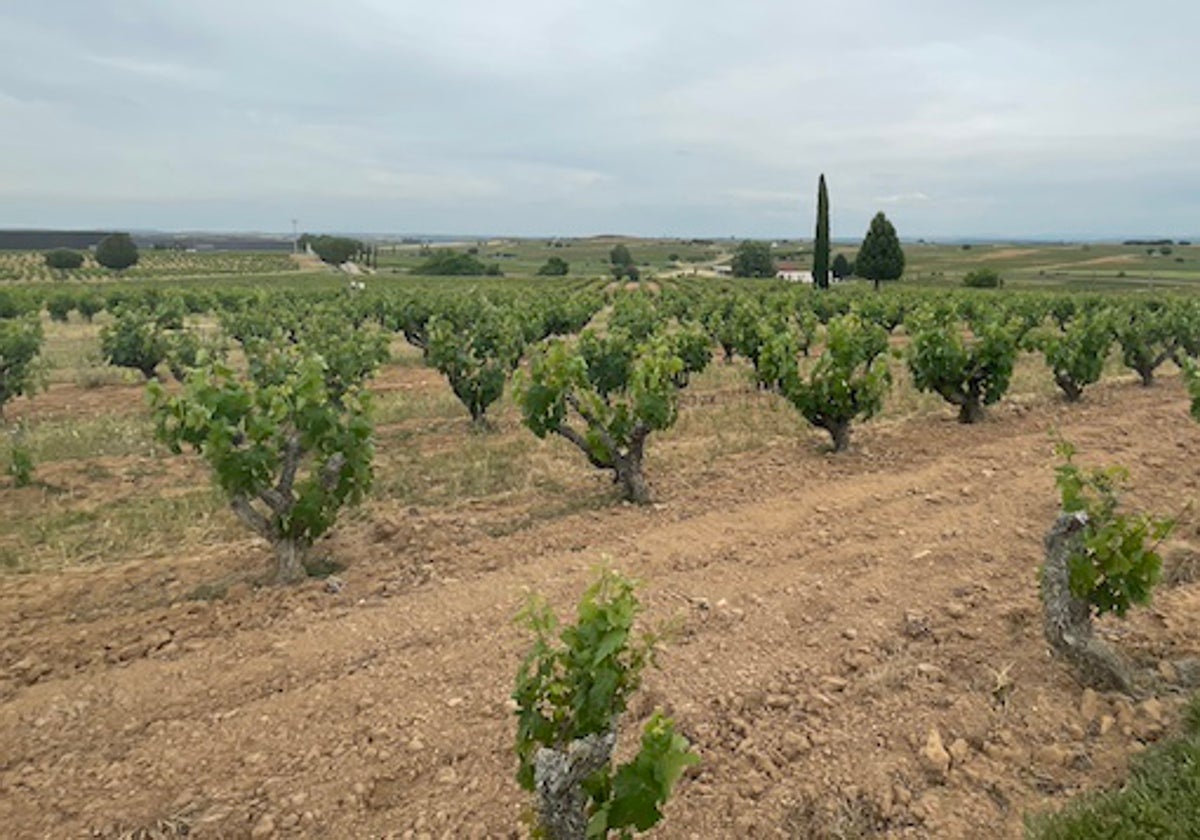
xmin=0 ymin=249 xmax=300 ymax=283
xmin=7 ymin=278 xmax=1200 ymax=506
xmin=4 ymin=279 xmax=1200 ymax=577
xmin=4 ymin=275 xmax=1200 ymax=836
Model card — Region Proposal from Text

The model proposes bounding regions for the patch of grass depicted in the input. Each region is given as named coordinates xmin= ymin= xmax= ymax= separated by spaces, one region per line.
xmin=1025 ymin=694 xmax=1200 ymax=839
xmin=373 ymin=387 xmax=463 ymax=425
xmin=303 ymin=554 xmax=345 ymax=579
xmin=1163 ymin=546 xmax=1200 ymax=587
xmin=481 ymin=491 xmax=613 ymax=539
xmin=668 ymin=384 xmax=798 ymax=462
xmin=376 ymin=430 xmax=550 ymax=505
xmin=39 ymin=318 xmax=107 ymax=381
xmin=0 ymin=414 xmax=160 ymax=462
xmin=0 ymin=485 xmax=230 ymax=573
xmin=783 ymin=791 xmax=889 ymax=838
xmin=185 ymin=580 xmax=230 ymax=602
xmin=73 ymin=362 xmax=140 ymax=389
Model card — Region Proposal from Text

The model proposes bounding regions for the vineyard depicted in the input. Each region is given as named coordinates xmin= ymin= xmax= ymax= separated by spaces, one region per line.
xmin=0 ymin=249 xmax=300 ymax=284
xmin=2 ymin=261 xmax=1200 ymax=837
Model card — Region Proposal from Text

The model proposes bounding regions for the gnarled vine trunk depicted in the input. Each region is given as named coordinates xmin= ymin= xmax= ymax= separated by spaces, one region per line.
xmin=555 ymin=409 xmax=654 ymax=505
xmin=825 ymin=419 xmax=851 ymax=452
xmin=1041 ymin=512 xmax=1134 ymax=692
xmin=956 ymin=399 xmax=985 ymax=423
xmin=273 ymin=538 xmax=309 ymax=585
xmin=1054 ymin=373 xmax=1083 ymax=402
xmin=533 ymin=730 xmax=616 ymax=840
xmin=615 ymin=456 xmax=650 ymax=504
xmin=614 ymin=427 xmax=651 ymax=504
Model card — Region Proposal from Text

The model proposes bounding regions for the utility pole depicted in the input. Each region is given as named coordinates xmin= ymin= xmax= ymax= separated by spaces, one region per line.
xmin=291 ymin=219 xmax=298 ymax=254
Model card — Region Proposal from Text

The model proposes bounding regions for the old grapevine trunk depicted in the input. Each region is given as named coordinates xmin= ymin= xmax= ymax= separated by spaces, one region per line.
xmin=1054 ymin=373 xmax=1084 ymax=402
xmin=827 ymin=419 xmax=851 ymax=453
xmin=957 ymin=399 xmax=985 ymax=424
xmin=273 ymin=538 xmax=309 ymax=585
xmin=615 ymin=427 xmax=651 ymax=504
xmin=615 ymin=455 xmax=650 ymax=504
xmin=556 ymin=406 xmax=654 ymax=505
xmin=533 ymin=731 xmax=616 ymax=840
xmin=1041 ymin=512 xmax=1134 ymax=692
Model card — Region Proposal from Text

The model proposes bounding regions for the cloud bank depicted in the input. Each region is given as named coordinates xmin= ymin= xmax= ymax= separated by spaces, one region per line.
xmin=1 ymin=0 xmax=1197 ymax=238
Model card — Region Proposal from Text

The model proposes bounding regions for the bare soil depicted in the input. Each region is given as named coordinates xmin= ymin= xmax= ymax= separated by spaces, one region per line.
xmin=3 ymin=377 xmax=1200 ymax=839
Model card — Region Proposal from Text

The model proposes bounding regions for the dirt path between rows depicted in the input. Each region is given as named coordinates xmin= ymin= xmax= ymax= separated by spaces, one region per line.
xmin=2 ymin=379 xmax=1200 ymax=838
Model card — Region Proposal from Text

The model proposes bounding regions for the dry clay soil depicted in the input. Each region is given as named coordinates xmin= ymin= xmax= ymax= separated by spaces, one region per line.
xmin=3 ymin=377 xmax=1200 ymax=839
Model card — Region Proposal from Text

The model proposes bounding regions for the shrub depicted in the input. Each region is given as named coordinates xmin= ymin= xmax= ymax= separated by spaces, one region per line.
xmin=1052 ymin=440 xmax=1173 ymax=618
xmin=609 ymin=292 xmax=662 ymax=341
xmin=1114 ymin=301 xmax=1176 ymax=386
xmin=6 ymin=424 xmax=33 ymax=487
xmin=1040 ymin=440 xmax=1174 ymax=691
xmin=149 ymin=346 xmax=375 ymax=584
xmin=517 ymin=328 xmax=704 ymax=503
xmin=0 ymin=316 xmax=44 ymax=420
xmin=164 ymin=329 xmax=228 ymax=383
xmin=1184 ymin=358 xmax=1200 ymax=420
xmin=1028 ymin=311 xmax=1114 ymax=402
xmin=537 ymin=257 xmax=570 ymax=276
xmin=0 ymin=289 xmax=39 ymax=319
xmin=44 ymin=249 xmax=84 ymax=271
xmin=412 ymin=249 xmax=489 ymax=276
xmin=764 ymin=314 xmax=891 ymax=451
xmin=45 ymin=291 xmax=76 ymax=323
xmin=962 ymin=268 xmax=1003 ymax=288
xmin=906 ymin=313 xmax=1020 ymax=423
xmin=427 ymin=299 xmax=524 ymax=427
xmin=513 ymin=569 xmax=697 ymax=838
xmin=100 ymin=309 xmax=169 ymax=379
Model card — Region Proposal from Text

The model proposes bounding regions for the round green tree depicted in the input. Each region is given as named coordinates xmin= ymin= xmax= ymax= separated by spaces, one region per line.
xmin=308 ymin=235 xmax=364 ymax=266
xmin=856 ymin=212 xmax=904 ymax=291
xmin=609 ymin=243 xmax=634 ymax=268
xmin=730 ymin=240 xmax=776 ymax=278
xmin=95 ymin=233 xmax=140 ymax=270
xmin=831 ymin=252 xmax=852 ymax=280
xmin=537 ymin=256 xmax=570 ymax=276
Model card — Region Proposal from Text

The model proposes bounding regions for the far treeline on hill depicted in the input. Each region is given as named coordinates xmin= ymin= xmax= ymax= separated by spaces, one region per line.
xmin=0 ymin=230 xmax=295 ymax=252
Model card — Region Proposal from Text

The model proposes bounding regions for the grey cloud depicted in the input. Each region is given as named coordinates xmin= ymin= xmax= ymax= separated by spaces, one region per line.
xmin=1 ymin=0 xmax=1197 ymax=237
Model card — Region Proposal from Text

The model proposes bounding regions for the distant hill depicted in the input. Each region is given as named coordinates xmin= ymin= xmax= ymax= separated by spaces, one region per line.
xmin=0 ymin=230 xmax=116 ymax=250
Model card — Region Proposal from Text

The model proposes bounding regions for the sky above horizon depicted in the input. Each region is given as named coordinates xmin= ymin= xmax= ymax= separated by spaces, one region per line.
xmin=2 ymin=1 xmax=1198 ymax=240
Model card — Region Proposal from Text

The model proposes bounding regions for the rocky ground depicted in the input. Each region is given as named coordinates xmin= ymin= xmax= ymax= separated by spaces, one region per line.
xmin=2 ymin=373 xmax=1199 ymax=839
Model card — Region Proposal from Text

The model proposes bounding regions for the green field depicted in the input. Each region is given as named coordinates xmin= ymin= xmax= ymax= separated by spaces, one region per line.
xmin=373 ymin=237 xmax=1200 ymax=292
xmin=4 ymin=237 xmax=1198 ymax=293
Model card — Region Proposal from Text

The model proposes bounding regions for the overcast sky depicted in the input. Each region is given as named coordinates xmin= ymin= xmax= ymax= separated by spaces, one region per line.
xmin=1 ymin=1 xmax=1197 ymax=239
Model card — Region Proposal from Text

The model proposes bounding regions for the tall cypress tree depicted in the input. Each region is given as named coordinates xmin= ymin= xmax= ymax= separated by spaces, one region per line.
xmin=813 ymin=174 xmax=830 ymax=290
